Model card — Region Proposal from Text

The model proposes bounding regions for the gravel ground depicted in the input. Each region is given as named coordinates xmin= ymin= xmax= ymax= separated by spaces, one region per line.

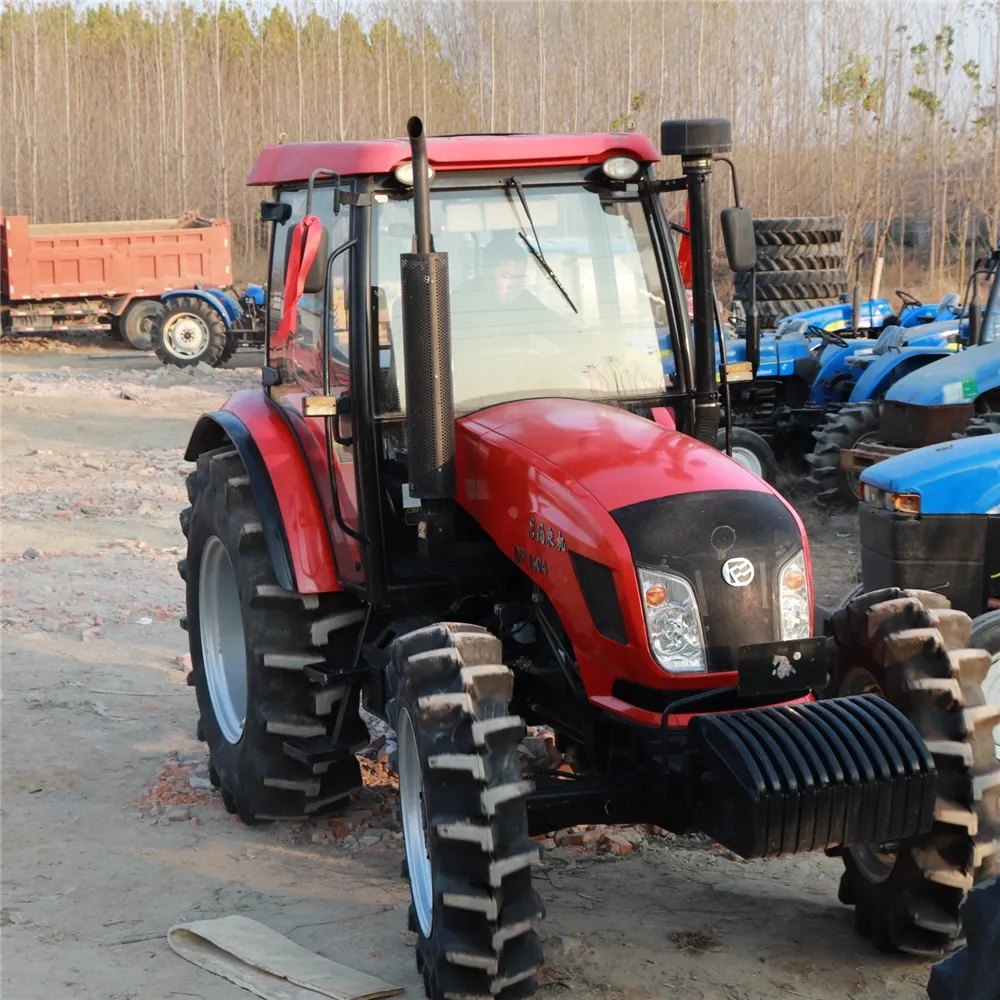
xmin=1 ymin=350 xmax=936 ymax=1000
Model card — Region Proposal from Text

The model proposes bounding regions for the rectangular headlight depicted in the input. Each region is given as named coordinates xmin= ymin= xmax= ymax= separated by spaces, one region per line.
xmin=637 ymin=567 xmax=707 ymax=674
xmin=777 ymin=550 xmax=811 ymax=641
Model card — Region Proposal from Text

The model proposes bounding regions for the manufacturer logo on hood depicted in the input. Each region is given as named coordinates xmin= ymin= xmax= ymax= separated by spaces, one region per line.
xmin=722 ymin=557 xmax=755 ymax=587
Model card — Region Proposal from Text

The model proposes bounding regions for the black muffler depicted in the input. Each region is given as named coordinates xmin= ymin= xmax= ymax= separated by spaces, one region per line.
xmin=400 ymin=116 xmax=455 ymax=561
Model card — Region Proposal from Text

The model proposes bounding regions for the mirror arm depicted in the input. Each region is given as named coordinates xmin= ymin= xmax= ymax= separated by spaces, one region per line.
xmin=306 ymin=168 xmax=342 ymax=216
xmin=713 ymin=156 xmax=741 ymax=208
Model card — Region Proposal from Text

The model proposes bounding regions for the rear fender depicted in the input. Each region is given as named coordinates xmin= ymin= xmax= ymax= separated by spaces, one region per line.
xmin=848 ymin=347 xmax=953 ymax=404
xmin=184 ymin=389 xmax=341 ymax=594
xmin=162 ymin=289 xmax=238 ymax=328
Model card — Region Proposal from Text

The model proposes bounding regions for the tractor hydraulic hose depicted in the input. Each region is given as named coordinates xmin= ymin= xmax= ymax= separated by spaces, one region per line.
xmin=683 ymin=157 xmax=721 ymax=445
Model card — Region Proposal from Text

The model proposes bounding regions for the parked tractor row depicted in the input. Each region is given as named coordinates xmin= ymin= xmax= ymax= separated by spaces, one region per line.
xmin=170 ymin=116 xmax=997 ymax=1000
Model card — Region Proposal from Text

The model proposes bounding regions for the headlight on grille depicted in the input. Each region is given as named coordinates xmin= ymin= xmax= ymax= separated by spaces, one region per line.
xmin=778 ymin=550 xmax=811 ymax=640
xmin=637 ymin=567 xmax=707 ymax=674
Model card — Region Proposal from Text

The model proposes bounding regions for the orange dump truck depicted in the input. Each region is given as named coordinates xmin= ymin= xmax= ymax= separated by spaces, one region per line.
xmin=1 ymin=211 xmax=233 ymax=349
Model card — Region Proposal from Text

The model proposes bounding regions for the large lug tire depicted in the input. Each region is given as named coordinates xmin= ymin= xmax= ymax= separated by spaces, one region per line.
xmin=746 ymin=297 xmax=833 ymax=330
xmin=121 ymin=298 xmax=165 ymax=351
xmin=155 ymin=296 xmax=228 ymax=368
xmin=970 ymin=611 xmax=1000 ymax=761
xmin=957 ymin=413 xmax=1000 ymax=438
xmin=736 ymin=269 xmax=849 ymax=302
xmin=805 ymin=400 xmax=881 ymax=504
xmin=927 ymin=875 xmax=1000 ymax=1000
xmin=716 ymin=427 xmax=779 ymax=486
xmin=755 ymin=244 xmax=845 ymax=269
xmin=753 ymin=216 xmax=844 ymax=245
xmin=182 ymin=444 xmax=368 ymax=822
xmin=826 ymin=589 xmax=1000 ymax=955
xmin=391 ymin=623 xmax=544 ymax=1000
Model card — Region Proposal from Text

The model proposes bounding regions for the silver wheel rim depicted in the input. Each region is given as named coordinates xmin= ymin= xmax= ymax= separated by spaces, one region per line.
xmin=983 ymin=650 xmax=1000 ymax=760
xmin=163 ymin=313 xmax=211 ymax=359
xmin=399 ymin=708 xmax=433 ymax=937
xmin=730 ymin=444 xmax=764 ymax=478
xmin=840 ymin=667 xmax=900 ymax=882
xmin=199 ymin=536 xmax=248 ymax=744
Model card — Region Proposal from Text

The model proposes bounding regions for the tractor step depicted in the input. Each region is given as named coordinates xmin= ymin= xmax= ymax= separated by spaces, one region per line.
xmin=283 ymin=734 xmax=358 ymax=773
xmin=301 ymin=663 xmax=369 ymax=686
xmin=690 ymin=694 xmax=937 ymax=860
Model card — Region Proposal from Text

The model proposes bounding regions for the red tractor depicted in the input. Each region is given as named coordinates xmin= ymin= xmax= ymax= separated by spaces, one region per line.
xmin=179 ymin=116 xmax=998 ymax=997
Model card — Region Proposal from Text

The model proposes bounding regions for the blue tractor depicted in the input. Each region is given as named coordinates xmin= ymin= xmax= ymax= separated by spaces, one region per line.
xmin=855 ymin=431 xmax=1000 ymax=758
xmin=153 ymin=283 xmax=266 ymax=368
xmin=805 ymin=246 xmax=999 ymax=502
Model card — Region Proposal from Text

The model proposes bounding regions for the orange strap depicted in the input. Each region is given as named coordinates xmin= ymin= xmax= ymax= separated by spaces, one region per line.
xmin=677 ymin=197 xmax=693 ymax=289
xmin=273 ymin=214 xmax=323 ymax=350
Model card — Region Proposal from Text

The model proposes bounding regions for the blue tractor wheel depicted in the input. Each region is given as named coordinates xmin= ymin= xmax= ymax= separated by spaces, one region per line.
xmin=805 ymin=401 xmax=881 ymax=504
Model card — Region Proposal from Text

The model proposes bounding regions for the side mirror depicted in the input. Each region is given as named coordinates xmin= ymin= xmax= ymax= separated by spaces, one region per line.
xmin=720 ymin=207 xmax=755 ymax=273
xmin=260 ymin=200 xmax=291 ymax=223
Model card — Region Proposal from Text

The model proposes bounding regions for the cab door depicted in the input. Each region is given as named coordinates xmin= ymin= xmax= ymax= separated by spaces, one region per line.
xmin=268 ymin=184 xmax=364 ymax=588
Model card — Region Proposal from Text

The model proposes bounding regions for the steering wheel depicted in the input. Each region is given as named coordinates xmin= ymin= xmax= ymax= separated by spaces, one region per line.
xmin=806 ymin=324 xmax=850 ymax=349
xmin=896 ymin=288 xmax=922 ymax=308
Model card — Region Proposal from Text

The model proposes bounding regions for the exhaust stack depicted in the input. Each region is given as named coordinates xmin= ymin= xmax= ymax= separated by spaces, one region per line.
xmin=399 ymin=116 xmax=455 ymax=560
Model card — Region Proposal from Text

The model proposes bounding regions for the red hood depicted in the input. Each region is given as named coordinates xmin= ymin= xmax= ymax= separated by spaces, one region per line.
xmin=461 ymin=398 xmax=773 ymax=510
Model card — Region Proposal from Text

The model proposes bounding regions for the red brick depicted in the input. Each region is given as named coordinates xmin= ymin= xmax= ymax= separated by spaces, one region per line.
xmin=565 ymin=829 xmax=600 ymax=847
xmin=616 ymin=842 xmax=633 ymax=856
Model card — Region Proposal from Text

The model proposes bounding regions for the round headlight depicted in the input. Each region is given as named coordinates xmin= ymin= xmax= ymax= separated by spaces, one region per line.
xmin=601 ymin=156 xmax=640 ymax=181
xmin=394 ymin=161 xmax=436 ymax=186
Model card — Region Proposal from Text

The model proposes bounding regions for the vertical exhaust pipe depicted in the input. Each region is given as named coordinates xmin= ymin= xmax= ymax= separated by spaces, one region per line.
xmin=400 ymin=116 xmax=455 ymax=560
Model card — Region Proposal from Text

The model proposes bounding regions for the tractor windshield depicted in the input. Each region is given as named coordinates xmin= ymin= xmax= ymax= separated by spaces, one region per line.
xmin=372 ymin=175 xmax=673 ymax=414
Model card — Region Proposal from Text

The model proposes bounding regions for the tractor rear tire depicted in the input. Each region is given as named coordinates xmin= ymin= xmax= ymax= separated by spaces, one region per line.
xmin=970 ymin=611 xmax=1000 ymax=762
xmin=959 ymin=414 xmax=1000 ymax=438
xmin=155 ymin=296 xmax=229 ymax=368
xmin=121 ymin=298 xmax=165 ymax=351
xmin=716 ymin=427 xmax=779 ymax=486
xmin=753 ymin=217 xmax=844 ymax=246
xmin=182 ymin=444 xmax=368 ymax=822
xmin=827 ymin=589 xmax=1000 ymax=955
xmin=805 ymin=400 xmax=881 ymax=504
xmin=391 ymin=623 xmax=544 ymax=1000
xmin=751 ymin=297 xmax=833 ymax=330
xmin=736 ymin=269 xmax=849 ymax=302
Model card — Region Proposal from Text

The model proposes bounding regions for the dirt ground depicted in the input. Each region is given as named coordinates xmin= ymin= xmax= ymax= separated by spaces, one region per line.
xmin=1 ymin=344 xmax=935 ymax=1000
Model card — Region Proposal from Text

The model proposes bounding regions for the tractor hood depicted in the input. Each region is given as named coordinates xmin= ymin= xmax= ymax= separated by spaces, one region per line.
xmin=861 ymin=435 xmax=1000 ymax=515
xmin=776 ymin=298 xmax=894 ymax=333
xmin=461 ymin=397 xmax=773 ymax=510
xmin=886 ymin=340 xmax=1000 ymax=406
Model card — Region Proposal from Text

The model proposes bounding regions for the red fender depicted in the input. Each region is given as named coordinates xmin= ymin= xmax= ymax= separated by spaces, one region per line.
xmin=186 ymin=388 xmax=342 ymax=594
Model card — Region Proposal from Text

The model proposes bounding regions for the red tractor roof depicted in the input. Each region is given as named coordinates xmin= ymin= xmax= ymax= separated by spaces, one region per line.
xmin=246 ymin=132 xmax=659 ymax=187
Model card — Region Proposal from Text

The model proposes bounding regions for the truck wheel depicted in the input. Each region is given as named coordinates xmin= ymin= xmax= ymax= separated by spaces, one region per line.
xmin=155 ymin=297 xmax=228 ymax=368
xmin=391 ymin=623 xmax=543 ymax=1000
xmin=121 ymin=298 xmax=165 ymax=351
xmin=716 ymin=427 xmax=779 ymax=485
xmin=971 ymin=611 xmax=1000 ymax=761
xmin=827 ymin=589 xmax=1000 ymax=954
xmin=183 ymin=444 xmax=368 ymax=822
xmin=805 ymin=400 xmax=881 ymax=504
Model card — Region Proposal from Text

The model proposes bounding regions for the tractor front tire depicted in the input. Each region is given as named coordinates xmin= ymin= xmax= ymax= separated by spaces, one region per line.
xmin=155 ymin=296 xmax=228 ymax=368
xmin=805 ymin=400 xmax=881 ymax=504
xmin=970 ymin=610 xmax=1000 ymax=762
xmin=121 ymin=298 xmax=165 ymax=351
xmin=716 ymin=427 xmax=779 ymax=485
xmin=182 ymin=444 xmax=368 ymax=822
xmin=827 ymin=589 xmax=1000 ymax=955
xmin=391 ymin=623 xmax=544 ymax=1000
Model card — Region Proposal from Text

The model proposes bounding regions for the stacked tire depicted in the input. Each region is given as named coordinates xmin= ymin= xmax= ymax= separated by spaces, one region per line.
xmin=735 ymin=217 xmax=847 ymax=330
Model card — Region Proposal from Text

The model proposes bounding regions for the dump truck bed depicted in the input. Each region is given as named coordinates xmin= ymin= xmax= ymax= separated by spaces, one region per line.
xmin=1 ymin=212 xmax=232 ymax=305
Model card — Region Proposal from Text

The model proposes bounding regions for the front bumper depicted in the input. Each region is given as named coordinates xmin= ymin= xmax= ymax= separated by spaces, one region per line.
xmin=691 ymin=694 xmax=936 ymax=858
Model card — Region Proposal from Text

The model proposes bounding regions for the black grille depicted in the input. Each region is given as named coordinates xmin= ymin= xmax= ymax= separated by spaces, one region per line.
xmin=570 ymin=552 xmax=627 ymax=644
xmin=400 ymin=251 xmax=455 ymax=499
xmin=610 ymin=490 xmax=803 ymax=671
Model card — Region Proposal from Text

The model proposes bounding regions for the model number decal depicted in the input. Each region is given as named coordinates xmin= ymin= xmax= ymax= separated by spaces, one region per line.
xmin=528 ymin=515 xmax=566 ymax=551
xmin=513 ymin=545 xmax=548 ymax=575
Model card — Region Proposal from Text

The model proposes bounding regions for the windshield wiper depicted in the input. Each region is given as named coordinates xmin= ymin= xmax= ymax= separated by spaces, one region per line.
xmin=502 ymin=177 xmax=578 ymax=315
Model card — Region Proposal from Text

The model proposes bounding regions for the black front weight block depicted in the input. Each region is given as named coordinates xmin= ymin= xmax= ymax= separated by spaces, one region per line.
xmin=690 ymin=694 xmax=936 ymax=860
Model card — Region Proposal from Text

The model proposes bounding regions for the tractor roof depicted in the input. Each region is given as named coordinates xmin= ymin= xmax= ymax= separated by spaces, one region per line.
xmin=246 ymin=133 xmax=659 ymax=187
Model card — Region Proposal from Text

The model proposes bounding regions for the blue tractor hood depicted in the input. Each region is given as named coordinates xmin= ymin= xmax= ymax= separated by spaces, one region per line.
xmin=860 ymin=435 xmax=1000 ymax=514
xmin=885 ymin=340 xmax=1000 ymax=406
xmin=776 ymin=298 xmax=895 ymax=333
